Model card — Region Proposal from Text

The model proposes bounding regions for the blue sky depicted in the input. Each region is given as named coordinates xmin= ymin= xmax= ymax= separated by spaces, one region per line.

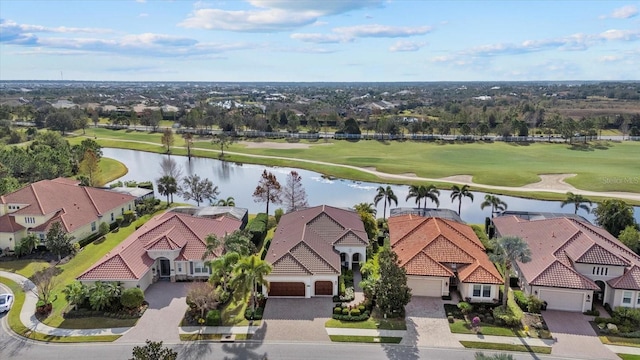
xmin=1 ymin=0 xmax=639 ymax=81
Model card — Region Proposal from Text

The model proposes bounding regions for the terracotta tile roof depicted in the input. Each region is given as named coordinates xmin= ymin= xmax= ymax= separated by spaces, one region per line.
xmin=493 ymin=216 xmax=640 ymax=291
xmin=0 ymin=214 xmax=24 ymax=233
xmin=608 ymin=266 xmax=640 ymax=290
xmin=78 ymin=211 xmax=241 ymax=281
xmin=268 ymin=205 xmax=368 ymax=276
xmin=0 ymin=179 xmax=135 ymax=233
xmin=388 ymin=215 xmax=502 ymax=285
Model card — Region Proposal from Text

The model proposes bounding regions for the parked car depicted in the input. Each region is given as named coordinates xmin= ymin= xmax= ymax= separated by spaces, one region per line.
xmin=0 ymin=294 xmax=13 ymax=313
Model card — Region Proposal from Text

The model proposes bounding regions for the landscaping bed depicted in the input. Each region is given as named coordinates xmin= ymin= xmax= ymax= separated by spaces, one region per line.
xmin=594 ymin=306 xmax=640 ymax=347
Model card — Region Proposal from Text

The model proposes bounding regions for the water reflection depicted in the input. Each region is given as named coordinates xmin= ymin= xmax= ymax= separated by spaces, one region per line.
xmin=103 ymin=148 xmax=640 ymax=225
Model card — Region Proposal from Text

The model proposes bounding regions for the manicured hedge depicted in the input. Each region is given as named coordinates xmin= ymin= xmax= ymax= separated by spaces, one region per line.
xmin=206 ymin=309 xmax=221 ymax=326
xmin=247 ymin=213 xmax=268 ymax=246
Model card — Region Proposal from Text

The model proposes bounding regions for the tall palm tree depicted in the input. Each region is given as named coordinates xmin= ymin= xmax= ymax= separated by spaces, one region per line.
xmin=157 ymin=175 xmax=178 ymax=204
xmin=406 ymin=185 xmax=424 ymax=208
xmin=215 ymin=196 xmax=236 ymax=207
xmin=450 ymin=184 xmax=474 ymax=216
xmin=374 ymin=185 xmax=398 ymax=220
xmin=489 ymin=236 xmax=532 ymax=306
xmin=208 ymin=251 xmax=240 ymax=292
xmin=202 ymin=233 xmax=222 ymax=260
xmin=480 ymin=194 xmax=508 ymax=217
xmin=422 ymin=184 xmax=440 ymax=209
xmin=354 ymin=202 xmax=377 ymax=217
xmin=561 ymin=192 xmax=592 ymax=214
xmin=232 ymin=255 xmax=272 ymax=315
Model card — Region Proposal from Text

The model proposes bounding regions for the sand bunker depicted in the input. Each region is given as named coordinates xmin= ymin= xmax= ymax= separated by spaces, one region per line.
xmin=439 ymin=175 xmax=475 ymax=183
xmin=522 ymin=174 xmax=578 ymax=191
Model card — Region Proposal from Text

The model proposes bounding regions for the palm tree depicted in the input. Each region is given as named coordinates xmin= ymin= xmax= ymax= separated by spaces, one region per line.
xmin=450 ymin=184 xmax=474 ymax=216
xmin=480 ymin=194 xmax=508 ymax=217
xmin=208 ymin=252 xmax=240 ymax=292
xmin=215 ymin=196 xmax=236 ymax=207
xmin=406 ymin=185 xmax=424 ymax=208
xmin=561 ymin=192 xmax=592 ymax=214
xmin=202 ymin=234 xmax=222 ymax=260
xmin=157 ymin=175 xmax=178 ymax=205
xmin=374 ymin=186 xmax=398 ymax=220
xmin=489 ymin=236 xmax=532 ymax=306
xmin=19 ymin=233 xmax=40 ymax=255
xmin=232 ymin=255 xmax=272 ymax=315
xmin=354 ymin=202 xmax=377 ymax=217
xmin=422 ymin=184 xmax=440 ymax=209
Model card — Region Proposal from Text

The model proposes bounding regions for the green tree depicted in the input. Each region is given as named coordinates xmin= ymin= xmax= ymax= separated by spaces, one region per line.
xmin=208 ymin=251 xmax=240 ymax=293
xmin=375 ymin=247 xmax=411 ymax=316
xmin=212 ymin=133 xmax=235 ymax=157
xmin=78 ymin=149 xmax=101 ymax=186
xmin=89 ymin=281 xmax=122 ymax=311
xmin=223 ymin=230 xmax=256 ymax=257
xmin=202 ymin=234 xmax=222 ymax=260
xmin=354 ymin=202 xmax=378 ymax=241
xmin=450 ymin=184 xmax=474 ymax=216
xmin=17 ymin=233 xmax=40 ymax=255
xmin=157 ymin=175 xmax=178 ymax=205
xmin=160 ymin=128 xmax=174 ymax=153
xmin=121 ymin=288 xmax=145 ymax=309
xmin=619 ymin=225 xmax=640 ymax=253
xmin=180 ymin=174 xmax=219 ymax=206
xmin=46 ymin=221 xmax=75 ymax=261
xmin=489 ymin=236 xmax=531 ymax=306
xmin=374 ymin=185 xmax=398 ymax=220
xmin=62 ymin=281 xmax=88 ymax=309
xmin=480 ymin=194 xmax=508 ymax=217
xmin=130 ymin=340 xmax=177 ymax=360
xmin=593 ymin=199 xmax=637 ymax=237
xmin=232 ymin=255 xmax=272 ymax=315
xmin=253 ymin=170 xmax=282 ymax=215
xmin=560 ymin=192 xmax=592 ymax=215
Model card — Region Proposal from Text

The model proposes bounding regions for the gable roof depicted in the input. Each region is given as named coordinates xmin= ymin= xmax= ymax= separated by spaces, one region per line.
xmin=493 ymin=216 xmax=639 ymax=291
xmin=0 ymin=215 xmax=25 ymax=233
xmin=267 ymin=205 xmax=368 ymax=276
xmin=0 ymin=178 xmax=135 ymax=233
xmin=388 ymin=215 xmax=502 ymax=284
xmin=78 ymin=211 xmax=241 ymax=281
xmin=608 ymin=265 xmax=640 ymax=291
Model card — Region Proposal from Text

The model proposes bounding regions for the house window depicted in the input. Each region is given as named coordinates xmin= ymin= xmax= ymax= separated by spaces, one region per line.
xmin=91 ymin=222 xmax=96 ymax=232
xmin=128 ymin=204 xmax=132 ymax=211
xmin=24 ymin=217 xmax=36 ymax=224
xmin=111 ymin=213 xmax=114 ymax=222
xmin=473 ymin=284 xmax=491 ymax=298
xmin=121 ymin=208 xmax=124 ymax=214
xmin=623 ymin=291 xmax=632 ymax=304
xmin=636 ymin=293 xmax=640 ymax=306
xmin=177 ymin=263 xmax=183 ymax=273
xmin=605 ymin=268 xmax=609 ymax=276
xmin=193 ymin=261 xmax=208 ymax=274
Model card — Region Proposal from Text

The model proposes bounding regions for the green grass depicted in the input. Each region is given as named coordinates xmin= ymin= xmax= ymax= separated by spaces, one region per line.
xmin=180 ymin=333 xmax=223 ymax=341
xmin=325 ymin=312 xmax=407 ymax=330
xmin=329 ymin=335 xmax=403 ymax=343
xmin=449 ymin=320 xmax=519 ymax=336
xmin=0 ymin=260 xmax=49 ymax=278
xmin=70 ymin=128 xmax=640 ymax=196
xmin=57 ymin=316 xmax=138 ymax=329
xmin=618 ymin=354 xmax=640 ymax=360
xmin=94 ymin=157 xmax=128 ymax=186
xmin=600 ymin=335 xmax=640 ymax=348
xmin=459 ymin=340 xmax=552 ymax=354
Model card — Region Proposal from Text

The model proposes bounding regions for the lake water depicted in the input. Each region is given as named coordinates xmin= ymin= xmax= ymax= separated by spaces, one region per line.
xmin=103 ymin=148 xmax=640 ymax=225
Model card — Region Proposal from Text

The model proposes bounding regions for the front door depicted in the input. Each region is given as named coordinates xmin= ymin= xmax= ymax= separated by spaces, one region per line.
xmin=159 ymin=258 xmax=171 ymax=278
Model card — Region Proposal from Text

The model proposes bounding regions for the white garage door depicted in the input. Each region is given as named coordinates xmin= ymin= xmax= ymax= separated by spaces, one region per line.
xmin=539 ymin=289 xmax=584 ymax=312
xmin=407 ymin=277 xmax=442 ymax=297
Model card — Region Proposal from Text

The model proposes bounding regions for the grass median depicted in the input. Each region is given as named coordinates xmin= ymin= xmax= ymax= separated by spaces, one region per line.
xmin=459 ymin=340 xmax=551 ymax=354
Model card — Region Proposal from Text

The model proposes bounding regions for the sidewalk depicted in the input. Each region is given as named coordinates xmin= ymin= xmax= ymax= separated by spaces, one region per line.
xmin=325 ymin=327 xmax=406 ymax=337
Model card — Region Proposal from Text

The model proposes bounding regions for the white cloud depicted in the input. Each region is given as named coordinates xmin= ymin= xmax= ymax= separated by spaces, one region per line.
xmin=138 ymin=13 xmax=149 ymax=18
xmin=0 ymin=18 xmax=112 ymax=35
xmin=598 ymin=29 xmax=640 ymax=41
xmin=179 ymin=0 xmax=382 ymax=32
xmin=599 ymin=55 xmax=623 ymax=62
xmin=389 ymin=40 xmax=426 ymax=52
xmin=601 ymin=5 xmax=638 ymax=19
xmin=292 ymin=24 xmax=432 ymax=43
xmin=135 ymin=0 xmax=146 ymax=3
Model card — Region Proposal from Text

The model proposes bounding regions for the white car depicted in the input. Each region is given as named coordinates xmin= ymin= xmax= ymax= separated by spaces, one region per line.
xmin=0 ymin=294 xmax=13 ymax=313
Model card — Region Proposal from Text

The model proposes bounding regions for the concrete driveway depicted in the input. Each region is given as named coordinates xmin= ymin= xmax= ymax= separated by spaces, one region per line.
xmin=116 ymin=282 xmax=189 ymax=343
xmin=402 ymin=296 xmax=462 ymax=348
xmin=543 ymin=310 xmax=618 ymax=360
xmin=253 ymin=298 xmax=332 ymax=342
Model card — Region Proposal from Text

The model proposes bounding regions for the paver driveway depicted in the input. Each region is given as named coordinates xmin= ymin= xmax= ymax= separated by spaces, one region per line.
xmin=543 ymin=310 xmax=618 ymax=360
xmin=402 ymin=296 xmax=462 ymax=348
xmin=253 ymin=298 xmax=332 ymax=342
xmin=116 ymin=282 xmax=189 ymax=343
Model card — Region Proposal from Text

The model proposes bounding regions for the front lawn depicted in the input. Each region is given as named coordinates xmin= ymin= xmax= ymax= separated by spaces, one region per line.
xmin=617 ymin=354 xmax=640 ymax=360
xmin=0 ymin=259 xmax=49 ymax=278
xmin=600 ymin=335 xmax=640 ymax=348
xmin=325 ymin=309 xmax=406 ymax=330
xmin=449 ymin=319 xmax=518 ymax=336
xmin=459 ymin=341 xmax=551 ymax=354
xmin=329 ymin=335 xmax=402 ymax=343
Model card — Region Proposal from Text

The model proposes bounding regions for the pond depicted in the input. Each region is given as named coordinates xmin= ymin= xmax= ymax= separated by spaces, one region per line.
xmin=103 ymin=148 xmax=640 ymax=225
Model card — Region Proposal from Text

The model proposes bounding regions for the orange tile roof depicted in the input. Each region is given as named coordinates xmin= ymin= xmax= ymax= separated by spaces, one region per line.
xmin=0 ymin=214 xmax=24 ymax=233
xmin=388 ymin=215 xmax=502 ymax=284
xmin=78 ymin=211 xmax=242 ymax=281
xmin=608 ymin=266 xmax=640 ymax=290
xmin=493 ymin=216 xmax=640 ymax=291
xmin=268 ymin=205 xmax=368 ymax=276
xmin=0 ymin=179 xmax=135 ymax=233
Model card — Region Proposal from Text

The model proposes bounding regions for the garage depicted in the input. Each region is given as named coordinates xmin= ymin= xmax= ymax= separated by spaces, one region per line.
xmin=407 ymin=276 xmax=443 ymax=297
xmin=538 ymin=289 xmax=584 ymax=312
xmin=314 ymin=281 xmax=333 ymax=296
xmin=269 ymin=282 xmax=305 ymax=297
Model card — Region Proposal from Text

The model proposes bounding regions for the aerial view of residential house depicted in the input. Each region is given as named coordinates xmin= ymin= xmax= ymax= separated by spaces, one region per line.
xmin=0 ymin=178 xmax=135 ymax=253
xmin=493 ymin=214 xmax=640 ymax=312
xmin=264 ymin=205 xmax=368 ymax=298
xmin=78 ymin=210 xmax=242 ymax=291
xmin=388 ymin=214 xmax=502 ymax=302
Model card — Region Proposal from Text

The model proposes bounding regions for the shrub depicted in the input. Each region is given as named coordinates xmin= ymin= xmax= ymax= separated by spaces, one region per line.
xmin=338 ymin=276 xmax=346 ymax=295
xmin=342 ymin=308 xmax=349 ymax=315
xmin=350 ymin=309 xmax=361 ymax=316
xmin=584 ymin=309 xmax=600 ymax=316
xmin=358 ymin=305 xmax=366 ymax=312
xmin=457 ymin=302 xmax=473 ymax=315
xmin=485 ymin=316 xmax=494 ymax=324
xmin=246 ymin=213 xmax=268 ymax=246
xmin=447 ymin=316 xmax=454 ymax=323
xmin=339 ymin=287 xmax=355 ymax=302
xmin=115 ymin=216 xmax=124 ymax=227
xmin=274 ymin=208 xmax=284 ymax=223
xmin=526 ymin=295 xmax=544 ymax=314
xmin=206 ymin=310 xmax=221 ymax=326
xmin=513 ymin=290 xmax=529 ymax=310
xmin=99 ymin=222 xmax=110 ymax=236
xmin=123 ymin=210 xmax=135 ymax=224
xmin=121 ymin=288 xmax=145 ymax=309
xmin=334 ymin=307 xmax=342 ymax=315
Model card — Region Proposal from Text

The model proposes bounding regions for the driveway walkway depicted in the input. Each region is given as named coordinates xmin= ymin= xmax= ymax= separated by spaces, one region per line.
xmin=402 ymin=296 xmax=462 ymax=348
xmin=254 ymin=298 xmax=332 ymax=342
xmin=543 ymin=310 xmax=618 ymax=360
xmin=116 ymin=281 xmax=189 ymax=343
